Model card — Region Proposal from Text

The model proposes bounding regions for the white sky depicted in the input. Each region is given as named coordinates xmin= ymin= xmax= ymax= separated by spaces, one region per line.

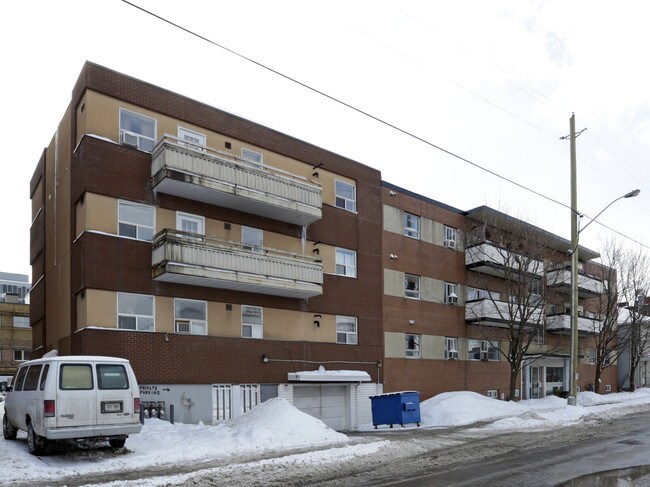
xmin=3 ymin=390 xmax=650 ymax=485
xmin=3 ymin=0 xmax=650 ymax=278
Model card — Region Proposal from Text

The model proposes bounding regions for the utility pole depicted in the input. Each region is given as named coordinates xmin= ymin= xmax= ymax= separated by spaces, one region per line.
xmin=569 ymin=114 xmax=579 ymax=406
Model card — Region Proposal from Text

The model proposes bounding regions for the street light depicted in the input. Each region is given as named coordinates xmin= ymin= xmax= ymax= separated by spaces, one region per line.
xmin=568 ymin=117 xmax=640 ymax=406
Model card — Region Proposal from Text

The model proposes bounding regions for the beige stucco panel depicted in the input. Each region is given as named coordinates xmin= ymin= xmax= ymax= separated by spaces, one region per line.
xmin=384 ymin=269 xmax=405 ymax=298
xmin=76 ymin=193 xmax=117 ymax=236
xmin=383 ymin=205 xmax=402 ymax=235
xmin=422 ymin=335 xmax=446 ymax=360
xmin=385 ymin=331 xmax=405 ymax=358
xmin=82 ymin=289 xmax=117 ymax=328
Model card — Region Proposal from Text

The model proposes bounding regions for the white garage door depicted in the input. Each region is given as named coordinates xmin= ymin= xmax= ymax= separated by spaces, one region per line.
xmin=293 ymin=385 xmax=347 ymax=430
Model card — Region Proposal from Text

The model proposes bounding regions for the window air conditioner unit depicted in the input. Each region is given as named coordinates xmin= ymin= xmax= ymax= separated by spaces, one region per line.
xmin=121 ymin=132 xmax=139 ymax=148
xmin=448 ymin=350 xmax=458 ymax=360
xmin=175 ymin=320 xmax=191 ymax=334
xmin=444 ymin=239 xmax=456 ymax=249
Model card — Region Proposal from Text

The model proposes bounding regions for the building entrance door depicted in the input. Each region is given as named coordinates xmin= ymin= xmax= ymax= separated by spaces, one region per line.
xmin=530 ymin=366 xmax=543 ymax=399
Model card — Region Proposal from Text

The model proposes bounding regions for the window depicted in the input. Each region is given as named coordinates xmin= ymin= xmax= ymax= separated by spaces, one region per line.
xmin=586 ymin=349 xmax=596 ymax=365
xmin=467 ymin=287 xmax=497 ymax=301
xmin=14 ymin=350 xmax=29 ymax=362
xmin=12 ymin=366 xmax=27 ymax=391
xmin=444 ymin=226 xmax=457 ymax=249
xmin=445 ymin=337 xmax=458 ymax=359
xmin=119 ymin=108 xmax=156 ymax=152
xmin=118 ymin=201 xmax=155 ymax=241
xmin=405 ymin=274 xmax=420 ymax=299
xmin=336 ymin=316 xmax=358 ymax=344
xmin=39 ymin=364 xmax=49 ymax=391
xmin=178 ymin=127 xmax=206 ymax=149
xmin=546 ymin=367 xmax=564 ymax=383
xmin=97 ymin=364 xmax=129 ymax=390
xmin=335 ymin=180 xmax=356 ymax=212
xmin=468 ymin=339 xmax=499 ymax=361
xmin=445 ymin=282 xmax=458 ymax=304
xmin=177 ymin=212 xmax=204 ymax=235
xmin=468 ymin=339 xmax=481 ymax=361
xmin=242 ymin=306 xmax=263 ymax=339
xmin=60 ymin=364 xmax=93 ymax=390
xmin=241 ymin=148 xmax=263 ymax=166
xmin=118 ymin=293 xmax=154 ymax=332
xmin=23 ymin=365 xmax=42 ymax=391
xmin=404 ymin=213 xmax=420 ymax=239
xmin=487 ymin=341 xmax=500 ymax=361
xmin=405 ymin=334 xmax=421 ymax=358
xmin=335 ymin=248 xmax=357 ymax=278
xmin=242 ymin=226 xmax=263 ymax=252
xmin=174 ymin=299 xmax=207 ymax=335
xmin=13 ymin=316 xmax=30 ymax=328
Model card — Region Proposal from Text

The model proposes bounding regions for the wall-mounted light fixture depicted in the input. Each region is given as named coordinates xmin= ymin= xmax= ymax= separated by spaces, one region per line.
xmin=408 ymin=319 xmax=415 ymax=325
xmin=389 ymin=253 xmax=398 ymax=259
xmin=165 ymin=333 xmax=170 ymax=342
xmin=262 ymin=354 xmax=269 ymax=363
xmin=314 ymin=314 xmax=322 ymax=327
xmin=389 ymin=191 xmax=397 ymax=196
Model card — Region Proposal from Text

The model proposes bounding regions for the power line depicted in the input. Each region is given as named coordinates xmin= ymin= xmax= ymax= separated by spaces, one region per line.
xmin=119 ymin=0 xmax=649 ymax=252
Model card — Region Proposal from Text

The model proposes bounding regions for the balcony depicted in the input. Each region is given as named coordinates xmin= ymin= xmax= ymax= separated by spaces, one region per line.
xmin=466 ymin=242 xmax=543 ymax=278
xmin=466 ymin=298 xmax=544 ymax=327
xmin=546 ymin=313 xmax=603 ymax=335
xmin=151 ymin=136 xmax=322 ymax=226
xmin=546 ymin=265 xmax=605 ymax=298
xmin=152 ymin=229 xmax=323 ymax=299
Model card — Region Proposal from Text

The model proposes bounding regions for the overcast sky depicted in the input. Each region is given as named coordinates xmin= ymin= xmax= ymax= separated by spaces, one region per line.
xmin=3 ymin=1 xmax=650 ymax=279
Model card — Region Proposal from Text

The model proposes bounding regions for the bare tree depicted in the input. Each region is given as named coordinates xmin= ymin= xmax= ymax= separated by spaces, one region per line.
xmin=616 ymin=246 xmax=650 ymax=391
xmin=590 ymin=240 xmax=622 ymax=393
xmin=465 ymin=213 xmax=552 ymax=401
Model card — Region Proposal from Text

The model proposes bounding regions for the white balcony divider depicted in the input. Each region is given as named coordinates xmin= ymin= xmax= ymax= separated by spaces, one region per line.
xmin=465 ymin=242 xmax=543 ymax=275
xmin=151 ymin=135 xmax=322 ymax=224
xmin=546 ymin=268 xmax=605 ymax=296
xmin=466 ymin=299 xmax=544 ymax=325
xmin=152 ymin=229 xmax=323 ymax=298
xmin=545 ymin=314 xmax=603 ymax=334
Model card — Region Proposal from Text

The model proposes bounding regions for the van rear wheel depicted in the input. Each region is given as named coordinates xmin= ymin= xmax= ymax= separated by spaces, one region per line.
xmin=3 ymin=414 xmax=17 ymax=440
xmin=109 ymin=438 xmax=126 ymax=448
xmin=27 ymin=423 xmax=47 ymax=455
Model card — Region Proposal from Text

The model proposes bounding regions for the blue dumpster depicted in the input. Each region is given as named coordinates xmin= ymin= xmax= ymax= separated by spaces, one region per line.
xmin=370 ymin=391 xmax=421 ymax=428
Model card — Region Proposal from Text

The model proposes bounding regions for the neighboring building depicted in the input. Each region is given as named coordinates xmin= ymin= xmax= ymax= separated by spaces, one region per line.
xmin=617 ymin=301 xmax=650 ymax=391
xmin=0 ymin=273 xmax=31 ymax=378
xmin=30 ymin=62 xmax=383 ymax=429
xmin=381 ymin=186 xmax=617 ymax=400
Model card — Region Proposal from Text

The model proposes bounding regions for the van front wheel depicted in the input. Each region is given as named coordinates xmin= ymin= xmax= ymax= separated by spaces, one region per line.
xmin=27 ymin=423 xmax=47 ymax=455
xmin=3 ymin=414 xmax=17 ymax=440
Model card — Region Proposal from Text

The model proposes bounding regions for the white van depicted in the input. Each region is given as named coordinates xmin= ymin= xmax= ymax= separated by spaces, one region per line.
xmin=3 ymin=354 xmax=142 ymax=455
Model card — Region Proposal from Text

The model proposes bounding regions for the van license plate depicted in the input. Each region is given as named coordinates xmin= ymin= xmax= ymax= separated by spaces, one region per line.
xmin=101 ymin=401 xmax=123 ymax=413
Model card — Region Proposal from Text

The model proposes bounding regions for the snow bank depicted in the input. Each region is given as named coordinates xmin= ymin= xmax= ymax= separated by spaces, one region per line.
xmin=420 ymin=391 xmax=526 ymax=427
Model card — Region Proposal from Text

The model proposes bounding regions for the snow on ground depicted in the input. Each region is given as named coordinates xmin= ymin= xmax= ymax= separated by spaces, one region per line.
xmin=2 ymin=390 xmax=650 ymax=485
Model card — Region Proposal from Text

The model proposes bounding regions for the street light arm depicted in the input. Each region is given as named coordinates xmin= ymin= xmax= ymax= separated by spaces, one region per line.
xmin=578 ymin=189 xmax=640 ymax=235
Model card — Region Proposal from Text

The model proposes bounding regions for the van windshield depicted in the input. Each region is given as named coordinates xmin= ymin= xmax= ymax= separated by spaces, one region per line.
xmin=97 ymin=364 xmax=129 ymax=390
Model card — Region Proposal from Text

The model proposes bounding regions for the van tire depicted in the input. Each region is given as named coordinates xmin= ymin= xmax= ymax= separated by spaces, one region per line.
xmin=3 ymin=414 xmax=17 ymax=440
xmin=109 ymin=438 xmax=126 ymax=448
xmin=27 ymin=423 xmax=47 ymax=455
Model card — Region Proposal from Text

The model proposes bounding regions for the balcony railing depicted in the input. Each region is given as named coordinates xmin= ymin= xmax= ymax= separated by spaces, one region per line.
xmin=545 ymin=313 xmax=603 ymax=335
xmin=465 ymin=242 xmax=543 ymax=278
xmin=546 ymin=267 xmax=605 ymax=298
xmin=466 ymin=298 xmax=544 ymax=327
xmin=152 ymin=229 xmax=323 ymax=299
xmin=151 ymin=136 xmax=322 ymax=226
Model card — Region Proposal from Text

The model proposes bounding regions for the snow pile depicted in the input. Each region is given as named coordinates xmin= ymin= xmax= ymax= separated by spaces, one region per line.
xmin=420 ymin=391 xmax=526 ymax=427
xmin=0 ymin=398 xmax=350 ymax=485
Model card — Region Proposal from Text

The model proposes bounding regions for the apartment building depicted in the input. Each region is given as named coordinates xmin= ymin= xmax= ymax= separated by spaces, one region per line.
xmin=0 ymin=272 xmax=31 ymax=380
xmin=382 ymin=185 xmax=617 ymax=400
xmin=29 ymin=62 xmax=383 ymax=429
